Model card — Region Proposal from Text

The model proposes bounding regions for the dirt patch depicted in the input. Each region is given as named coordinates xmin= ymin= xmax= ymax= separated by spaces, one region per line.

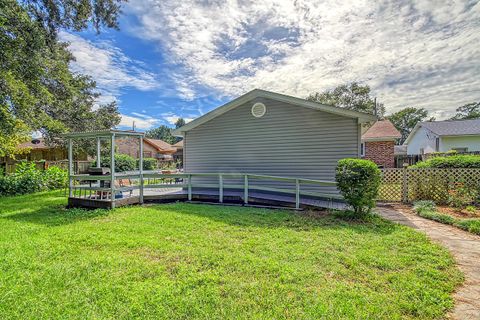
xmin=437 ymin=205 xmax=480 ymax=219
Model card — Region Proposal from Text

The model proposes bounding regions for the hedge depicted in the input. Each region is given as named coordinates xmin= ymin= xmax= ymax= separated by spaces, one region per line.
xmin=411 ymin=155 xmax=480 ymax=168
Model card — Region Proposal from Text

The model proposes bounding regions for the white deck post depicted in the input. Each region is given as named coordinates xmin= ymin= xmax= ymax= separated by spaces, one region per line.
xmin=96 ymin=137 xmax=101 ymax=168
xmin=139 ymin=136 xmax=144 ymax=204
xmin=110 ymin=134 xmax=115 ymax=204
xmin=187 ymin=174 xmax=192 ymax=201
xmin=68 ymin=138 xmax=73 ymax=197
xmin=219 ymin=174 xmax=223 ymax=203
xmin=295 ymin=179 xmax=300 ymax=209
xmin=244 ymin=174 xmax=249 ymax=204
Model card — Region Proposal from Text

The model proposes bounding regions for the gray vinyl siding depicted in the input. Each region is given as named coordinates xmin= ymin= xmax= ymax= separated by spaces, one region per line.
xmin=185 ymin=98 xmax=359 ymax=197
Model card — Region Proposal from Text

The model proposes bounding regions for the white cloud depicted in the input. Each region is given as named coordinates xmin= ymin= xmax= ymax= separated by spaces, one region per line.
xmin=60 ymin=31 xmax=159 ymax=104
xmin=126 ymin=0 xmax=480 ymax=118
xmin=161 ymin=112 xmax=194 ymax=125
xmin=119 ymin=113 xmax=159 ymax=130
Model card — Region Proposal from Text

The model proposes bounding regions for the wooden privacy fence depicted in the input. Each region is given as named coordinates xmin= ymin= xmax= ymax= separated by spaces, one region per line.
xmin=378 ymin=168 xmax=480 ymax=204
xmin=3 ymin=160 xmax=91 ymax=174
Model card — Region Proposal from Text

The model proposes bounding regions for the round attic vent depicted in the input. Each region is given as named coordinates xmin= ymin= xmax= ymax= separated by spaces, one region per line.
xmin=251 ymin=102 xmax=266 ymax=118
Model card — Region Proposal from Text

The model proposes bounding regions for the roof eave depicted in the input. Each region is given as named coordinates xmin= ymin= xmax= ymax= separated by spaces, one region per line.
xmin=173 ymin=89 xmax=377 ymax=136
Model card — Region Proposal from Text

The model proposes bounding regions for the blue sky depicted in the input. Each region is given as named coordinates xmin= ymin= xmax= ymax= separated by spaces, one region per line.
xmin=61 ymin=0 xmax=480 ymax=131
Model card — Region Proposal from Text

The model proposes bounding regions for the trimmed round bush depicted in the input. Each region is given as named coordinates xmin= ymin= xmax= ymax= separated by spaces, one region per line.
xmin=335 ymin=158 xmax=381 ymax=216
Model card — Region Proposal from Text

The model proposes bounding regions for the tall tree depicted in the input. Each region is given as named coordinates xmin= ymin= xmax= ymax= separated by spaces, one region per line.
xmin=307 ymin=82 xmax=385 ymax=117
xmin=175 ymin=118 xmax=186 ymax=129
xmin=0 ymin=0 xmax=124 ymax=157
xmin=387 ymin=107 xmax=431 ymax=143
xmin=145 ymin=126 xmax=176 ymax=145
xmin=451 ymin=102 xmax=480 ymax=120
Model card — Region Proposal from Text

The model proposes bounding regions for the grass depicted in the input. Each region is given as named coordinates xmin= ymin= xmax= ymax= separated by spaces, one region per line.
xmin=416 ymin=209 xmax=480 ymax=235
xmin=0 ymin=191 xmax=462 ymax=319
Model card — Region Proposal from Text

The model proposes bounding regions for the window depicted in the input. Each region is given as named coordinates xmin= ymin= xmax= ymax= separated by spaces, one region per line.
xmin=452 ymin=147 xmax=468 ymax=153
xmin=360 ymin=142 xmax=365 ymax=157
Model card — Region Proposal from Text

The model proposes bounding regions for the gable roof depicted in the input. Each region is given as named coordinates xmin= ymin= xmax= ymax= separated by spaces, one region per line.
xmin=404 ymin=119 xmax=480 ymax=144
xmin=173 ymin=89 xmax=377 ymax=136
xmin=144 ymin=138 xmax=176 ymax=153
xmin=362 ymin=120 xmax=401 ymax=141
xmin=18 ymin=138 xmax=53 ymax=150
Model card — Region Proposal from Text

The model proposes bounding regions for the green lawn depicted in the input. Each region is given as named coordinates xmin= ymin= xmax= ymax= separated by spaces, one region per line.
xmin=0 ymin=191 xmax=462 ymax=319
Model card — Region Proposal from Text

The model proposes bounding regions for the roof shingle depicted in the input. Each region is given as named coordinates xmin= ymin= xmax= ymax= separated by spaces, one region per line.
xmin=421 ymin=119 xmax=480 ymax=136
xmin=362 ymin=120 xmax=401 ymax=140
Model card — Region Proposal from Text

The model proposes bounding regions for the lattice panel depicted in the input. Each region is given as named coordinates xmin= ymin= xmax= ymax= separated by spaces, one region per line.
xmin=378 ymin=168 xmax=480 ymax=204
xmin=378 ymin=169 xmax=404 ymax=202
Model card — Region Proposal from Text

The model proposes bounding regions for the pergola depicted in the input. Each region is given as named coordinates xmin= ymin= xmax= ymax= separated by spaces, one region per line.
xmin=63 ymin=130 xmax=145 ymax=209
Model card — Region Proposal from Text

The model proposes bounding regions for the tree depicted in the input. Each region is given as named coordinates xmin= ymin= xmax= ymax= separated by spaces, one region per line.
xmin=175 ymin=118 xmax=186 ymax=129
xmin=387 ymin=107 xmax=431 ymax=143
xmin=451 ymin=102 xmax=480 ymax=120
xmin=0 ymin=0 xmax=123 ymax=157
xmin=307 ymin=82 xmax=385 ymax=117
xmin=145 ymin=126 xmax=176 ymax=144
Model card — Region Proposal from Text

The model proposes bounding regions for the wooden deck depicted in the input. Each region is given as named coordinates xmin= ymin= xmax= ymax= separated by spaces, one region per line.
xmin=69 ymin=187 xmax=346 ymax=210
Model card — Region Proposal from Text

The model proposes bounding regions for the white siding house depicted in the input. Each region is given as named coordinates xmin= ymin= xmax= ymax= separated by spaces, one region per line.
xmin=405 ymin=119 xmax=480 ymax=155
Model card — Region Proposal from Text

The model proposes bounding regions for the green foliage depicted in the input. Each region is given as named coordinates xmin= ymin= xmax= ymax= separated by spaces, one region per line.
xmin=465 ymin=206 xmax=477 ymax=214
xmin=0 ymin=0 xmax=122 ymax=157
xmin=145 ymin=125 xmax=176 ymax=144
xmin=98 ymin=154 xmax=136 ymax=172
xmin=335 ymin=158 xmax=381 ymax=216
xmin=0 ymin=195 xmax=463 ymax=318
xmin=140 ymin=158 xmax=158 ymax=171
xmin=447 ymin=184 xmax=478 ymax=209
xmin=307 ymin=82 xmax=385 ymax=117
xmin=415 ymin=208 xmax=480 ymax=236
xmin=175 ymin=118 xmax=186 ymax=129
xmin=451 ymin=102 xmax=480 ymax=120
xmin=387 ymin=107 xmax=432 ymax=143
xmin=0 ymin=161 xmax=67 ymax=196
xmin=413 ymin=200 xmax=436 ymax=213
xmin=411 ymin=155 xmax=480 ymax=168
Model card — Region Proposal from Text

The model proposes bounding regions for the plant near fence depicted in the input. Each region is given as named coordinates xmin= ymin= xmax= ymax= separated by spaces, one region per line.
xmin=0 ymin=161 xmax=68 ymax=196
xmin=411 ymin=155 xmax=480 ymax=168
xmin=413 ymin=200 xmax=480 ymax=235
xmin=335 ymin=158 xmax=381 ymax=216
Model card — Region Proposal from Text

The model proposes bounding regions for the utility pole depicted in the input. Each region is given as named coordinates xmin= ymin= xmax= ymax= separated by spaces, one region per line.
xmin=132 ymin=121 xmax=136 ymax=131
xmin=374 ymin=97 xmax=377 ymax=117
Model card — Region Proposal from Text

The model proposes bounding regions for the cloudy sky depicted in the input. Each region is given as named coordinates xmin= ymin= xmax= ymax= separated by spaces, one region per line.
xmin=62 ymin=0 xmax=480 ymax=130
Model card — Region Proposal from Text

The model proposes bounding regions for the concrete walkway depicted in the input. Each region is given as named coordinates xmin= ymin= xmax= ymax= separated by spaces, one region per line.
xmin=376 ymin=206 xmax=480 ymax=320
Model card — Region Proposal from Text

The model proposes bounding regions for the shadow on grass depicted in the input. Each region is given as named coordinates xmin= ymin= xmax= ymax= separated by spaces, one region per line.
xmin=0 ymin=191 xmax=110 ymax=227
xmin=148 ymin=202 xmax=398 ymax=235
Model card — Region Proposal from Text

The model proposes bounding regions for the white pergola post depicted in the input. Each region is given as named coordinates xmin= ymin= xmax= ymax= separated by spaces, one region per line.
xmin=96 ymin=137 xmax=101 ymax=168
xmin=68 ymin=138 xmax=73 ymax=197
xmin=139 ymin=136 xmax=144 ymax=204
xmin=110 ymin=134 xmax=115 ymax=204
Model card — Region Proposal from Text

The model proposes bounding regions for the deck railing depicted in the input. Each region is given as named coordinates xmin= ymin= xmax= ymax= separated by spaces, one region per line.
xmin=69 ymin=172 xmax=339 ymax=209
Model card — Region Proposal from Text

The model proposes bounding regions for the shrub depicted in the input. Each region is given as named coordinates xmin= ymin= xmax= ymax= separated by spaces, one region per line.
xmin=0 ymin=161 xmax=67 ymax=196
xmin=411 ymin=155 xmax=480 ymax=169
xmin=97 ymin=154 xmax=136 ymax=172
xmin=139 ymin=158 xmax=158 ymax=171
xmin=413 ymin=200 xmax=436 ymax=213
xmin=42 ymin=166 xmax=68 ymax=190
xmin=447 ymin=183 xmax=478 ymax=209
xmin=456 ymin=219 xmax=480 ymax=235
xmin=335 ymin=158 xmax=381 ymax=216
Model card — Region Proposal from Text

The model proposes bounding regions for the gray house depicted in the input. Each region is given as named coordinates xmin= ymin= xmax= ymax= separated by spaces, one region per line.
xmin=173 ymin=89 xmax=376 ymax=197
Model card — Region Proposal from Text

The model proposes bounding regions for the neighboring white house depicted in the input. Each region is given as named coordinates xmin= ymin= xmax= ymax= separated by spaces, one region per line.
xmin=404 ymin=119 xmax=480 ymax=155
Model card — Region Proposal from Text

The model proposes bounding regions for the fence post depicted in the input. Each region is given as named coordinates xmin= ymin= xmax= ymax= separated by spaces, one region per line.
xmin=187 ymin=174 xmax=192 ymax=201
xmin=244 ymin=174 xmax=249 ymax=204
xmin=295 ymin=179 xmax=300 ymax=209
xmin=402 ymin=167 xmax=408 ymax=203
xmin=219 ymin=174 xmax=223 ymax=203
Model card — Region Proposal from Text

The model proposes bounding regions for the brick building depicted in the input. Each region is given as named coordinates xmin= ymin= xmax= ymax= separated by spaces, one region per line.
xmin=116 ymin=137 xmax=176 ymax=161
xmin=361 ymin=120 xmax=401 ymax=168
